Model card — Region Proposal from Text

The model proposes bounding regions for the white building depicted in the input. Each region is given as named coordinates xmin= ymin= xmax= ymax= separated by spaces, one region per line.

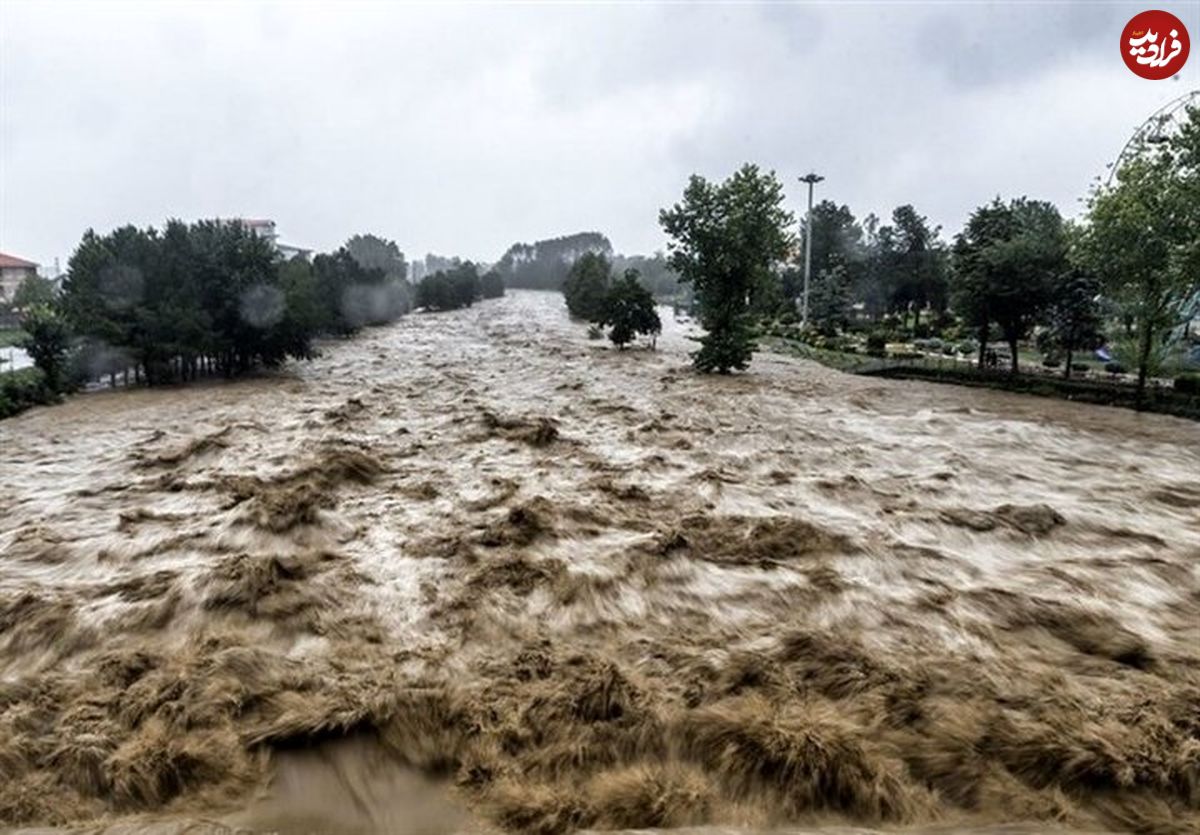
xmin=232 ymin=219 xmax=311 ymax=261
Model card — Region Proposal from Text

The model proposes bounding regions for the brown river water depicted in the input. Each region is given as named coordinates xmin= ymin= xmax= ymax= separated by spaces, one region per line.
xmin=1 ymin=291 xmax=1198 ymax=835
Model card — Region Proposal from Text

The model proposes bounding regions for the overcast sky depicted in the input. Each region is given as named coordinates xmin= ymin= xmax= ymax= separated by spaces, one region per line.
xmin=2 ymin=1 xmax=1199 ymax=268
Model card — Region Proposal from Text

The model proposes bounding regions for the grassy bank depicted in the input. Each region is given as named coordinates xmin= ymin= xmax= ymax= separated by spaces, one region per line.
xmin=767 ymin=337 xmax=1200 ymax=421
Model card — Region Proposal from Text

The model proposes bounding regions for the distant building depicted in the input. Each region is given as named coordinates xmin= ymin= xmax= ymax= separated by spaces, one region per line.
xmin=0 ymin=252 xmax=39 ymax=302
xmin=276 ymin=242 xmax=312 ymax=261
xmin=228 ymin=218 xmax=312 ymax=262
xmin=237 ymin=218 xmax=278 ymax=246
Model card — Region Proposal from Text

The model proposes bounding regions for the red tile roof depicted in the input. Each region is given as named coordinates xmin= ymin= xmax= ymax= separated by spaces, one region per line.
xmin=0 ymin=252 xmax=38 ymax=269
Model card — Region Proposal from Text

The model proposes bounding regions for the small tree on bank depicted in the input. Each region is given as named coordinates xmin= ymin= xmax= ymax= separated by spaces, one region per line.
xmin=1042 ymin=262 xmax=1104 ymax=378
xmin=602 ymin=270 xmax=661 ymax=349
xmin=19 ymin=304 xmax=72 ymax=392
xmin=659 ymin=164 xmax=793 ymax=373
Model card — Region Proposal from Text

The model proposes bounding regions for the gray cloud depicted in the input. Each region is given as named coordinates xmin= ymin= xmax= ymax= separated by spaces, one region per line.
xmin=2 ymin=0 xmax=1197 ymax=270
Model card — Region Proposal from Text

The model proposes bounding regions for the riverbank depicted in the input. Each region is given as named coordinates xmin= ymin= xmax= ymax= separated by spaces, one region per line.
xmin=766 ymin=338 xmax=1200 ymax=421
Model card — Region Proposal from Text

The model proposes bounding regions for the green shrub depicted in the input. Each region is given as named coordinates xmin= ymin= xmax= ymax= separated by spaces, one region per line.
xmin=1175 ymin=374 xmax=1200 ymax=395
xmin=1105 ymin=362 xmax=1127 ymax=375
xmin=956 ymin=340 xmax=978 ymax=356
xmin=0 ymin=368 xmax=56 ymax=419
xmin=1073 ymin=362 xmax=1090 ymax=373
xmin=865 ymin=333 xmax=887 ymax=357
xmin=1042 ymin=357 xmax=1062 ymax=368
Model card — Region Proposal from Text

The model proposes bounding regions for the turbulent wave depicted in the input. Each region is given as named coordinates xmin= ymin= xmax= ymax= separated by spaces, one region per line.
xmin=1 ymin=292 xmax=1198 ymax=834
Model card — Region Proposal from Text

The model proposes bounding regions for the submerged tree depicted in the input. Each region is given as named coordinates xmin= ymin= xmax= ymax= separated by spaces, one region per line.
xmin=58 ymin=220 xmax=327 ymax=385
xmin=563 ymin=252 xmax=612 ymax=322
xmin=602 ymin=269 xmax=661 ymax=349
xmin=659 ymin=164 xmax=793 ymax=373
xmin=480 ymin=270 xmax=505 ymax=299
xmin=416 ymin=262 xmax=481 ymax=311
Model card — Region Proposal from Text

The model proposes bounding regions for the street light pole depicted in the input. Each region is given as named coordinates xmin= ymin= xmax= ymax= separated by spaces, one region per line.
xmin=798 ymin=172 xmax=824 ymax=327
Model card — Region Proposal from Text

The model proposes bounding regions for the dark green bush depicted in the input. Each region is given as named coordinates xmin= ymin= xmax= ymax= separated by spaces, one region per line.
xmin=480 ymin=270 xmax=505 ymax=299
xmin=1105 ymin=362 xmax=1127 ymax=375
xmin=1175 ymin=374 xmax=1200 ymax=395
xmin=0 ymin=368 xmax=56 ymax=419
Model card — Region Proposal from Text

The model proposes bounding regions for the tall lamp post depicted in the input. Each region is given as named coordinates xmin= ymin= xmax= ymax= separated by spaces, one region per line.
xmin=798 ymin=172 xmax=824 ymax=326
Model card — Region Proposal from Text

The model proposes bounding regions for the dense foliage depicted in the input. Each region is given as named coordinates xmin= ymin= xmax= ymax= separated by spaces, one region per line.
xmin=495 ymin=232 xmax=613 ymax=291
xmin=480 ymin=270 xmax=505 ymax=299
xmin=0 ymin=367 xmax=56 ymax=419
xmin=51 ymin=221 xmax=413 ymax=388
xmin=1082 ymin=105 xmax=1200 ymax=398
xmin=1040 ymin=262 xmax=1104 ymax=378
xmin=13 ymin=275 xmax=56 ymax=311
xmin=19 ymin=305 xmax=72 ymax=392
xmin=660 ymin=164 xmax=793 ymax=373
xmin=563 ymin=252 xmax=612 ymax=322
xmin=601 ymin=270 xmax=661 ymax=349
xmin=416 ymin=263 xmax=482 ymax=311
xmin=60 ymin=221 xmax=309 ymax=383
xmin=950 ymin=198 xmax=1068 ymax=373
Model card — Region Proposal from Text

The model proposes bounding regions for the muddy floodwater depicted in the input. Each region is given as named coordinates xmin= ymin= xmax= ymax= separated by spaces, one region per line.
xmin=1 ymin=291 xmax=1198 ymax=835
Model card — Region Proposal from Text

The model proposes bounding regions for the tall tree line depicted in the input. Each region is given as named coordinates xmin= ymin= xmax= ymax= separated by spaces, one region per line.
xmin=56 ymin=222 xmax=410 ymax=386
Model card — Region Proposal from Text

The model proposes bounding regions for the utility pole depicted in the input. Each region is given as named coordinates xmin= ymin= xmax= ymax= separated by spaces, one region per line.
xmin=798 ymin=172 xmax=824 ymax=327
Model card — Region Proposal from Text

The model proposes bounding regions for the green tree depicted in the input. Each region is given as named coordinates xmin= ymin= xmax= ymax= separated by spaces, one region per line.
xmin=951 ymin=197 xmax=1067 ymax=373
xmin=1041 ymin=265 xmax=1103 ymax=378
xmin=19 ymin=304 xmax=73 ymax=392
xmin=807 ymin=265 xmax=853 ymax=335
xmin=602 ymin=269 xmax=662 ymax=349
xmin=13 ymin=274 xmax=55 ymax=311
xmin=416 ymin=262 xmax=480 ymax=311
xmin=480 ymin=270 xmax=505 ymax=299
xmin=344 ymin=233 xmax=408 ymax=281
xmin=889 ymin=205 xmax=948 ymax=328
xmin=496 ymin=232 xmax=613 ymax=291
xmin=659 ymin=164 xmax=793 ymax=373
xmin=1081 ymin=105 xmax=1200 ymax=400
xmin=344 ymin=233 xmax=411 ymax=318
xmin=60 ymin=219 xmax=318 ymax=385
xmin=563 ymin=251 xmax=612 ymax=322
